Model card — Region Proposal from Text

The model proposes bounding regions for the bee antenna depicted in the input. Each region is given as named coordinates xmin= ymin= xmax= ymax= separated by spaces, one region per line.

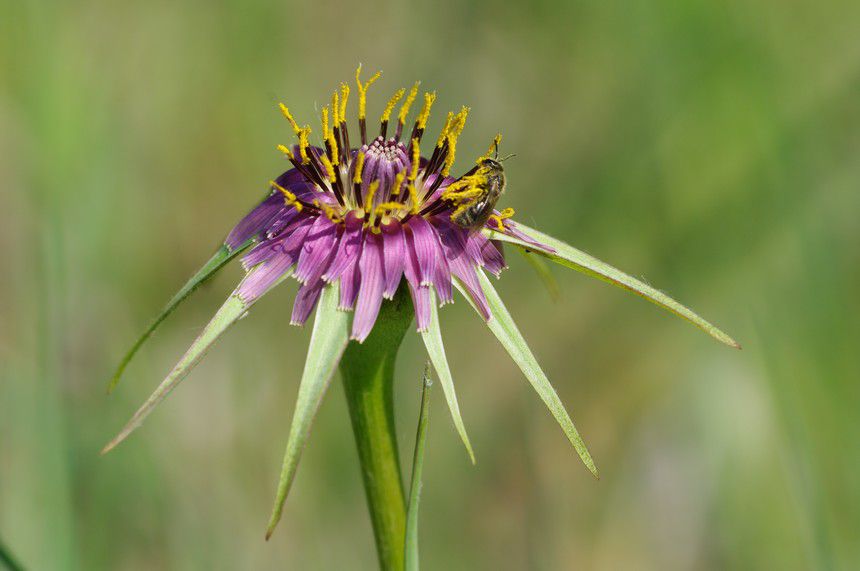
xmin=493 ymin=139 xmax=500 ymax=160
xmin=498 ymin=153 xmax=516 ymax=162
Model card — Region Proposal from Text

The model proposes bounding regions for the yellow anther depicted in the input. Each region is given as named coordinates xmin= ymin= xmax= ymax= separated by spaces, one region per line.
xmin=408 ymin=183 xmax=420 ymax=214
xmin=321 ymin=106 xmax=330 ymax=139
xmin=417 ymin=92 xmax=436 ymax=130
xmin=409 ymin=138 xmax=420 ymax=181
xmin=298 ymin=126 xmax=311 ymax=164
xmin=489 ymin=208 xmax=515 ymax=231
xmin=365 ymin=180 xmax=380 ymax=213
xmin=319 ymin=153 xmax=336 ymax=182
xmin=272 ymin=180 xmax=303 ymax=212
xmin=277 ymin=144 xmax=295 ymax=161
xmin=321 ymin=106 xmax=339 ymax=165
xmin=442 ymin=107 xmax=470 ymax=175
xmin=479 ymin=134 xmax=503 ymax=162
xmin=436 ymin=111 xmax=454 ymax=147
xmin=355 ymin=64 xmax=382 ymax=120
xmin=381 ymin=87 xmax=406 ymax=124
xmin=278 ymin=103 xmax=302 ymax=135
xmin=376 ymin=201 xmax=406 ymax=214
xmin=313 ymin=199 xmax=342 ymax=223
xmin=391 ymin=170 xmax=406 ymax=196
xmin=397 ymin=82 xmax=420 ymax=125
xmin=331 ymin=92 xmax=340 ymax=126
xmin=339 ymin=83 xmax=350 ymax=122
xmin=353 ymin=151 xmax=366 ymax=184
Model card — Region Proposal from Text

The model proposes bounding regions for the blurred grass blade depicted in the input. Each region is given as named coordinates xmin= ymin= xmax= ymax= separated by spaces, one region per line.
xmin=405 ymin=363 xmax=433 ymax=571
xmin=266 ymin=282 xmax=350 ymax=539
xmin=108 ymin=239 xmax=253 ymax=394
xmin=487 ymin=223 xmax=740 ymax=349
xmin=517 ymin=247 xmax=560 ymax=302
xmin=455 ymin=272 xmax=599 ymax=478
xmin=420 ymin=288 xmax=475 ymax=463
xmin=102 ymin=266 xmax=289 ymax=454
xmin=0 ymin=538 xmax=24 ymax=571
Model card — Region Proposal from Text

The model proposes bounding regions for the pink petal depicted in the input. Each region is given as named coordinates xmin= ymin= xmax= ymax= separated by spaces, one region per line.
xmin=405 ymin=216 xmax=437 ymax=286
xmin=294 ymin=216 xmax=338 ymax=284
xmin=381 ymin=220 xmax=406 ymax=299
xmin=351 ymin=232 xmax=385 ymax=342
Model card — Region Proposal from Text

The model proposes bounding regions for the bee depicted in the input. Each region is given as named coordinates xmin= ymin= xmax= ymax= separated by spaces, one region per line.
xmin=451 ymin=142 xmax=514 ymax=231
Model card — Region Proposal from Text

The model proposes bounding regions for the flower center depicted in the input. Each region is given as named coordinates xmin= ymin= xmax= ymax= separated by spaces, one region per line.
xmin=359 ymin=136 xmax=411 ymax=200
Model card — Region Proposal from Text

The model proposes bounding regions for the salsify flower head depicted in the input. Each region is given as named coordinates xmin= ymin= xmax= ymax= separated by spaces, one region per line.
xmin=103 ymin=65 xmax=739 ymax=538
xmin=225 ymin=67 xmax=521 ymax=341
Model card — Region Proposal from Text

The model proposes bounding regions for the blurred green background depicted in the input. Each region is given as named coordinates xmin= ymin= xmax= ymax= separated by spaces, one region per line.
xmin=2 ymin=0 xmax=858 ymax=568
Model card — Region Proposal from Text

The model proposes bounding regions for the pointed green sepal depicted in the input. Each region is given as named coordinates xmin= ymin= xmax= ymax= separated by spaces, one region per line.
xmin=102 ymin=264 xmax=291 ymax=454
xmin=266 ymin=282 xmax=350 ymax=539
xmin=455 ymin=272 xmax=599 ymax=478
xmin=420 ymin=289 xmax=475 ymax=463
xmin=404 ymin=363 xmax=433 ymax=571
xmin=107 ymin=239 xmax=254 ymax=394
xmin=102 ymin=292 xmax=250 ymax=454
xmin=486 ymin=223 xmax=740 ymax=349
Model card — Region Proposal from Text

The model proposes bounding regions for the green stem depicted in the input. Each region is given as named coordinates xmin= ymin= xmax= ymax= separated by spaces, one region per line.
xmin=339 ymin=286 xmax=414 ymax=571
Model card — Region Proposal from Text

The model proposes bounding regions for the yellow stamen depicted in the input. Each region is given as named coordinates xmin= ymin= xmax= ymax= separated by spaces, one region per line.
xmin=409 ymin=138 xmax=420 ymax=181
xmin=339 ymin=83 xmax=350 ymax=122
xmin=436 ymin=111 xmax=454 ymax=147
xmin=408 ymin=184 xmax=420 ymax=214
xmin=365 ymin=180 xmax=380 ymax=214
xmin=353 ymin=151 xmax=366 ymax=184
xmin=319 ymin=153 xmax=336 ymax=183
xmin=271 ymin=180 xmax=303 ymax=212
xmin=331 ymin=92 xmax=340 ymax=127
xmin=479 ymin=134 xmax=503 ymax=163
xmin=381 ymin=88 xmax=406 ymax=124
xmin=355 ymin=64 xmax=382 ymax=120
xmin=391 ymin=170 xmax=406 ymax=196
xmin=314 ymin=199 xmax=342 ymax=223
xmin=298 ymin=126 xmax=311 ymax=164
xmin=321 ymin=106 xmax=330 ymax=139
xmin=417 ymin=92 xmax=436 ymax=130
xmin=376 ymin=201 xmax=406 ymax=214
xmin=488 ymin=207 xmax=515 ymax=231
xmin=278 ymin=103 xmax=302 ymax=135
xmin=442 ymin=106 xmax=469 ymax=175
xmin=397 ymin=82 xmax=420 ymax=126
xmin=277 ymin=144 xmax=295 ymax=161
xmin=321 ymin=105 xmax=339 ymax=165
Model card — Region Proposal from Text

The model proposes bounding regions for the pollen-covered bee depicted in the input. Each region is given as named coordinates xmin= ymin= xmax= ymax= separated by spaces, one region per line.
xmin=450 ymin=140 xmax=513 ymax=231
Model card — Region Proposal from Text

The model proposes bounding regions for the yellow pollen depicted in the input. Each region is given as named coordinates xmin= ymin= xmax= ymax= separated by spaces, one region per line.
xmin=272 ymin=180 xmax=303 ymax=212
xmin=314 ymin=199 xmax=342 ymax=223
xmin=339 ymin=83 xmax=350 ymax=122
xmin=331 ymin=92 xmax=340 ymax=126
xmin=436 ymin=111 xmax=454 ymax=147
xmin=489 ymin=207 xmax=515 ymax=231
xmin=355 ymin=64 xmax=382 ymax=120
xmin=319 ymin=153 xmax=336 ymax=182
xmin=397 ymin=82 xmax=420 ymax=125
xmin=409 ymin=138 xmax=420 ymax=181
xmin=376 ymin=201 xmax=406 ymax=214
xmin=321 ymin=106 xmax=339 ymax=165
xmin=278 ymin=103 xmax=302 ymax=135
xmin=408 ymin=184 xmax=420 ymax=214
xmin=277 ymin=144 xmax=295 ymax=161
xmin=365 ymin=180 xmax=380 ymax=214
xmin=479 ymin=134 xmax=503 ymax=163
xmin=391 ymin=170 xmax=406 ymax=196
xmin=321 ymin=106 xmax=330 ymax=138
xmin=417 ymin=92 xmax=436 ymax=130
xmin=442 ymin=106 xmax=469 ymax=175
xmin=353 ymin=151 xmax=366 ymax=184
xmin=381 ymin=87 xmax=406 ymax=124
xmin=298 ymin=126 xmax=311 ymax=164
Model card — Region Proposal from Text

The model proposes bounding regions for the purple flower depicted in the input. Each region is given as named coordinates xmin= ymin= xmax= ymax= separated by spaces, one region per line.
xmin=104 ymin=66 xmax=739 ymax=537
